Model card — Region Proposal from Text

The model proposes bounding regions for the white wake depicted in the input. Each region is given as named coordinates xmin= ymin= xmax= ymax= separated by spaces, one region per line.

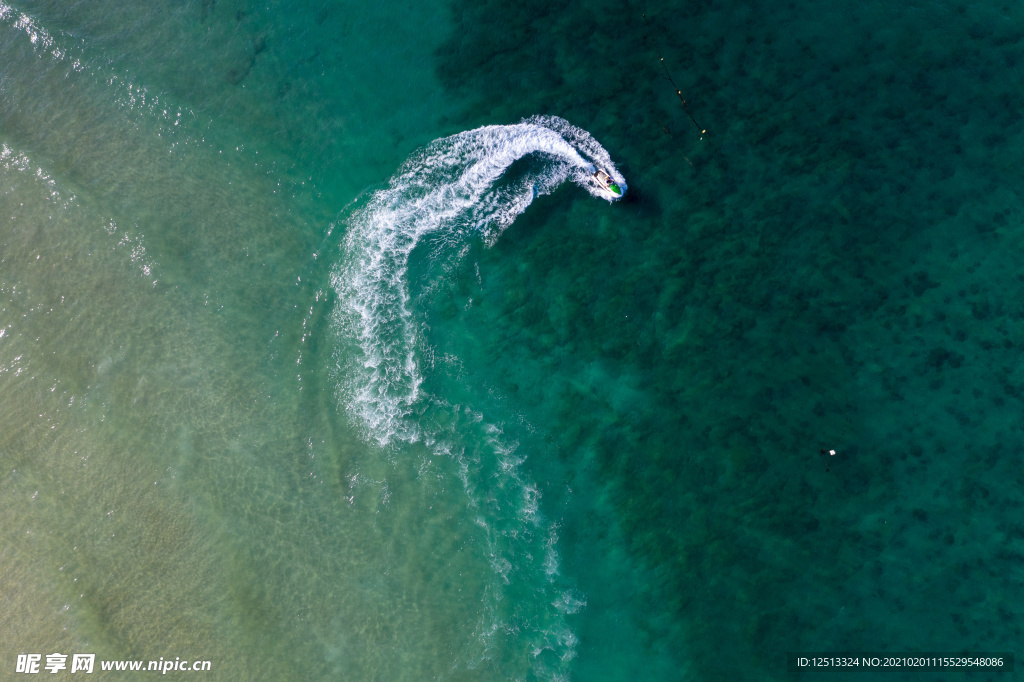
xmin=329 ymin=116 xmax=625 ymax=679
xmin=330 ymin=116 xmax=625 ymax=443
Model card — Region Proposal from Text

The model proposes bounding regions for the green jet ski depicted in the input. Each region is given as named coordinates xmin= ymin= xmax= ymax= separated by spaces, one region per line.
xmin=593 ymin=169 xmax=623 ymax=197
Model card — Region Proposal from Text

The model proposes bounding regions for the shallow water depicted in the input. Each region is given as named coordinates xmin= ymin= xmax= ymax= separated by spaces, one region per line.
xmin=2 ymin=0 xmax=1023 ymax=679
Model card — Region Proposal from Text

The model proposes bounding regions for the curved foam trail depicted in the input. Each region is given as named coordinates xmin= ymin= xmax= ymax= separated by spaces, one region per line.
xmin=331 ymin=116 xmax=625 ymax=444
xmin=329 ymin=117 xmax=623 ymax=676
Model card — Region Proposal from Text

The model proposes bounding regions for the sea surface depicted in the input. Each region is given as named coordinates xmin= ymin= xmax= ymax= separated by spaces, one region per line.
xmin=1 ymin=0 xmax=1022 ymax=679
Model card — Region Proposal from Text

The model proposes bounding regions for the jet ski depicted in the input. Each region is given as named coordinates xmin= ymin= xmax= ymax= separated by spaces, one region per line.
xmin=592 ymin=168 xmax=623 ymax=198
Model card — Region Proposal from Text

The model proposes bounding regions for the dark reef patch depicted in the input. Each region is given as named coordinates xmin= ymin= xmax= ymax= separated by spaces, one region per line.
xmin=435 ymin=0 xmax=1024 ymax=677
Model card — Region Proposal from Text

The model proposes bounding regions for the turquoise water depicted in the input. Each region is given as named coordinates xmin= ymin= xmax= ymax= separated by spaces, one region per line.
xmin=2 ymin=0 xmax=1022 ymax=679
